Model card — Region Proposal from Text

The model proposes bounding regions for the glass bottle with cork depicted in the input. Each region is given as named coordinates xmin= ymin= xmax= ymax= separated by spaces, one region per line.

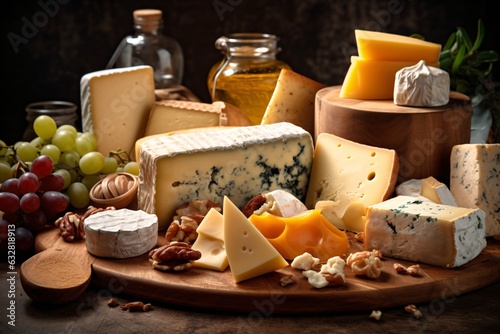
xmin=207 ymin=33 xmax=291 ymax=125
xmin=107 ymin=9 xmax=184 ymax=89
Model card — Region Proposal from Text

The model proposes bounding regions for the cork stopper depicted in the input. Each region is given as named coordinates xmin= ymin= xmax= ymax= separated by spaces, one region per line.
xmin=133 ymin=9 xmax=163 ymax=32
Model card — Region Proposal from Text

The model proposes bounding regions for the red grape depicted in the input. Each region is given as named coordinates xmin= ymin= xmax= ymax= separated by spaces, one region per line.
xmin=39 ymin=173 xmax=65 ymax=192
xmin=23 ymin=210 xmax=47 ymax=233
xmin=18 ymin=172 xmax=40 ymax=194
xmin=15 ymin=227 xmax=34 ymax=253
xmin=1 ymin=212 xmax=21 ymax=225
xmin=40 ymin=191 xmax=69 ymax=214
xmin=0 ymin=178 xmax=21 ymax=196
xmin=20 ymin=192 xmax=40 ymax=214
xmin=30 ymin=155 xmax=54 ymax=179
xmin=0 ymin=192 xmax=20 ymax=213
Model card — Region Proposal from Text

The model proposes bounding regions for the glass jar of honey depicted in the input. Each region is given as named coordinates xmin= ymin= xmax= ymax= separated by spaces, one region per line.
xmin=207 ymin=33 xmax=291 ymax=125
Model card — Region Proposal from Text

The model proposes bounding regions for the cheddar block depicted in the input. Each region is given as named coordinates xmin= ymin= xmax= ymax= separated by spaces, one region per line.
xmin=80 ymin=65 xmax=155 ymax=156
xmin=420 ymin=176 xmax=457 ymax=206
xmin=365 ymin=196 xmax=486 ymax=268
xmin=450 ymin=144 xmax=500 ymax=237
xmin=138 ymin=122 xmax=313 ymax=230
xmin=249 ymin=210 xmax=348 ymax=262
xmin=144 ymin=100 xmax=226 ymax=137
xmin=306 ymin=133 xmax=399 ymax=232
xmin=355 ymin=29 xmax=441 ymax=62
xmin=261 ymin=68 xmax=326 ymax=136
xmin=192 ymin=208 xmax=228 ymax=271
xmin=339 ymin=56 xmax=440 ymax=99
xmin=223 ymin=196 xmax=288 ymax=283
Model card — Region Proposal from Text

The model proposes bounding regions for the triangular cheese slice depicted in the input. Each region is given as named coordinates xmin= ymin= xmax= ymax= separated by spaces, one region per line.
xmin=223 ymin=196 xmax=288 ymax=283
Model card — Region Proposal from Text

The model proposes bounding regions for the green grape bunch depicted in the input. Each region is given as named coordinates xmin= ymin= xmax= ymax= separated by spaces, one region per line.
xmin=0 ymin=115 xmax=139 ymax=257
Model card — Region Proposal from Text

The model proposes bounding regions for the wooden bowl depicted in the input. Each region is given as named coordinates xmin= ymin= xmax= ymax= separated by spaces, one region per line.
xmin=315 ymin=86 xmax=472 ymax=184
xmin=89 ymin=172 xmax=138 ymax=209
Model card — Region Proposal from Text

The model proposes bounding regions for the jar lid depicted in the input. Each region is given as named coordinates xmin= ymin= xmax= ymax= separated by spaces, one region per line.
xmin=133 ymin=9 xmax=163 ymax=32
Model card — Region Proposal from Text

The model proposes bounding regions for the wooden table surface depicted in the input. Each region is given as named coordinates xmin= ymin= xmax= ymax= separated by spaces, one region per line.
xmin=1 ymin=261 xmax=499 ymax=334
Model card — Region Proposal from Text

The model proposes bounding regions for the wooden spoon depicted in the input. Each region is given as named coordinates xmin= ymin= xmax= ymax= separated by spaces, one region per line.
xmin=20 ymin=228 xmax=94 ymax=304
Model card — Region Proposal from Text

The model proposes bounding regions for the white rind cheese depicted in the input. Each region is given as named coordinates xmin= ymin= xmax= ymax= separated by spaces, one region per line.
xmin=138 ymin=122 xmax=314 ymax=230
xmin=365 ymin=196 xmax=486 ymax=268
xmin=80 ymin=65 xmax=155 ymax=156
xmin=450 ymin=144 xmax=500 ymax=237
xmin=84 ymin=209 xmax=158 ymax=259
xmin=420 ymin=176 xmax=457 ymax=206
xmin=394 ymin=60 xmax=450 ymax=107
xmin=253 ymin=189 xmax=307 ymax=217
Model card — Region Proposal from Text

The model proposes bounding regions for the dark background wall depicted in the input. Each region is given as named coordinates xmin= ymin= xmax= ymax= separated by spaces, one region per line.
xmin=1 ymin=0 xmax=498 ymax=145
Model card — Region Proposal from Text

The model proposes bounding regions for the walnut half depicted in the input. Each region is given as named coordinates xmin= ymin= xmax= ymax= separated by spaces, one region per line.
xmin=149 ymin=242 xmax=201 ymax=271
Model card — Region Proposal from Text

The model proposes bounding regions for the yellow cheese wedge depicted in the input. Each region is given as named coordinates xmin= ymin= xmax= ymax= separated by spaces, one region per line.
xmin=355 ymin=29 xmax=441 ymax=62
xmin=306 ymin=132 xmax=399 ymax=232
xmin=339 ymin=56 xmax=440 ymax=99
xmin=261 ymin=68 xmax=326 ymax=136
xmin=223 ymin=196 xmax=288 ymax=283
xmin=192 ymin=208 xmax=228 ymax=271
xmin=144 ymin=100 xmax=226 ymax=137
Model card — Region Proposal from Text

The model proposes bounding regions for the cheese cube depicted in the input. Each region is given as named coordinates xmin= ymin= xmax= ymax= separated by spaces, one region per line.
xmin=339 ymin=56 xmax=440 ymax=100
xmin=355 ymin=29 xmax=441 ymax=62
xmin=365 ymin=196 xmax=486 ymax=268
xmin=80 ymin=66 xmax=155 ymax=156
xmin=450 ymin=144 xmax=500 ymax=237
xmin=223 ymin=196 xmax=288 ymax=283
xmin=138 ymin=122 xmax=314 ymax=230
xmin=261 ymin=68 xmax=326 ymax=136
xmin=306 ymin=132 xmax=399 ymax=232
xmin=144 ymin=100 xmax=226 ymax=137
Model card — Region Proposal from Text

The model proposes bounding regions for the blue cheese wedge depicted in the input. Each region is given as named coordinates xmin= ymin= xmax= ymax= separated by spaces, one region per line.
xmin=450 ymin=143 xmax=500 ymax=237
xmin=365 ymin=196 xmax=486 ymax=268
xmin=84 ymin=209 xmax=158 ymax=259
xmin=138 ymin=122 xmax=314 ymax=230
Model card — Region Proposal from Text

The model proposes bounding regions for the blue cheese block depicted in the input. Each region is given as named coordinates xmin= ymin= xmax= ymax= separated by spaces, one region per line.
xmin=365 ymin=196 xmax=486 ymax=268
xmin=138 ymin=122 xmax=314 ymax=230
xmin=450 ymin=144 xmax=500 ymax=237
xmin=84 ymin=209 xmax=158 ymax=259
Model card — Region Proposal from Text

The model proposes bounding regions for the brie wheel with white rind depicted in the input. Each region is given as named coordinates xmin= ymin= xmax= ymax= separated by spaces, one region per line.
xmin=84 ymin=209 xmax=158 ymax=259
xmin=394 ymin=60 xmax=450 ymax=107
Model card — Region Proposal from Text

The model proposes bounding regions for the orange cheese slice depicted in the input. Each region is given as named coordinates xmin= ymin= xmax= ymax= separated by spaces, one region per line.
xmin=249 ymin=210 xmax=348 ymax=262
xmin=339 ymin=56 xmax=440 ymax=99
xmin=355 ymin=29 xmax=441 ymax=62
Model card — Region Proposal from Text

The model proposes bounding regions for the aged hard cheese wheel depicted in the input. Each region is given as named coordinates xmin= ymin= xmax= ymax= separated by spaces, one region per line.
xmin=365 ymin=196 xmax=486 ymax=268
xmin=84 ymin=209 xmax=158 ymax=258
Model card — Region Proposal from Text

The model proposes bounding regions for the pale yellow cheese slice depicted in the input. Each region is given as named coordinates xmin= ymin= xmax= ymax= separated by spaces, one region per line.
xmin=261 ymin=68 xmax=325 ymax=136
xmin=306 ymin=133 xmax=399 ymax=232
xmin=223 ymin=196 xmax=288 ymax=283
xmin=144 ymin=100 xmax=226 ymax=137
xmin=420 ymin=176 xmax=457 ymax=206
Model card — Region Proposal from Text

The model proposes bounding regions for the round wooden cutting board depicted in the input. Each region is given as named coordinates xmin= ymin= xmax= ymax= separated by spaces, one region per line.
xmin=32 ymin=227 xmax=500 ymax=314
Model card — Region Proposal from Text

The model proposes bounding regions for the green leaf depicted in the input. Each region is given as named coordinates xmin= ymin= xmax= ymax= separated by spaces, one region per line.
xmin=457 ymin=27 xmax=473 ymax=52
xmin=477 ymin=50 xmax=500 ymax=63
xmin=452 ymin=44 xmax=467 ymax=73
xmin=471 ymin=19 xmax=485 ymax=53
xmin=442 ymin=32 xmax=456 ymax=52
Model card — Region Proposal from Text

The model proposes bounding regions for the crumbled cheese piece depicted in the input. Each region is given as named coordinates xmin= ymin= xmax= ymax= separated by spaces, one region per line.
xmin=291 ymin=252 xmax=320 ymax=270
